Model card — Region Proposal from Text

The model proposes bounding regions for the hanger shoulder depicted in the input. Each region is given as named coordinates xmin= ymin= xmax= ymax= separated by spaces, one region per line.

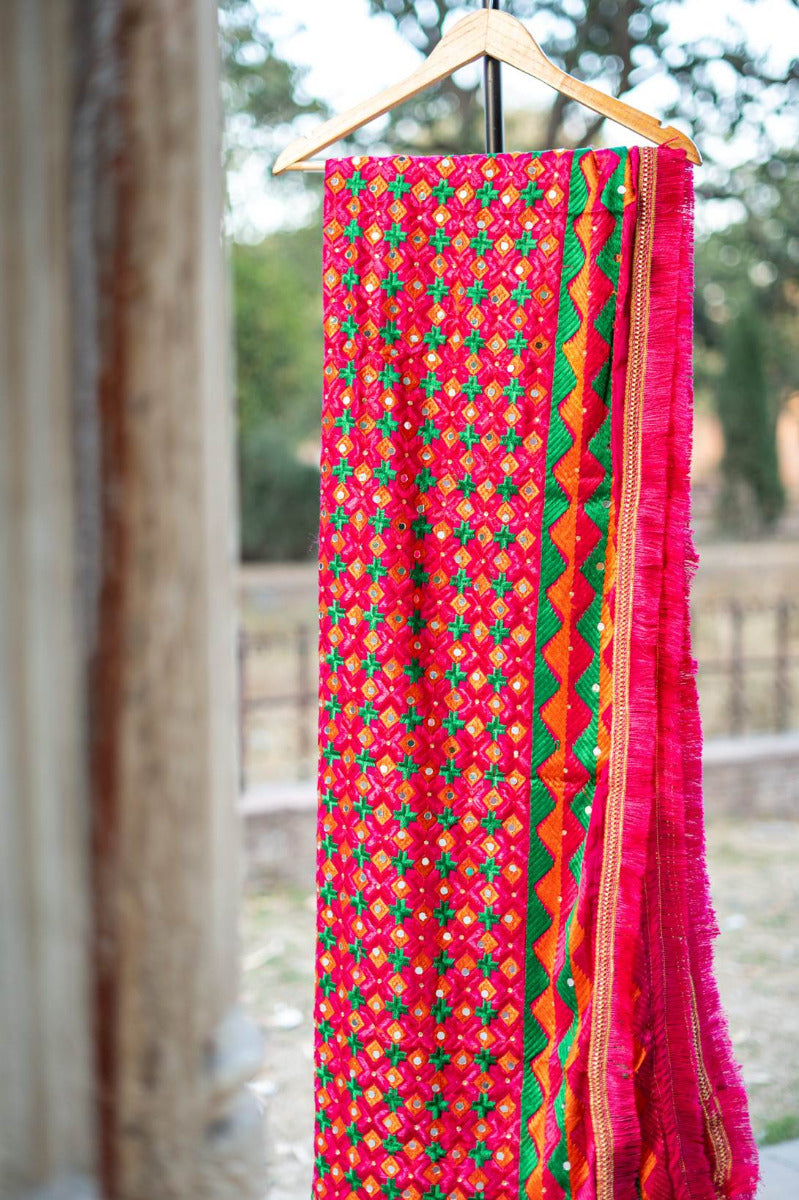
xmin=273 ymin=7 xmax=700 ymax=174
xmin=485 ymin=11 xmax=701 ymax=164
xmin=273 ymin=11 xmax=490 ymax=175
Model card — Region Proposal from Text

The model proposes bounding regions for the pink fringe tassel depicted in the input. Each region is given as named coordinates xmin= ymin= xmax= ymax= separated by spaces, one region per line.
xmin=587 ymin=148 xmax=759 ymax=1200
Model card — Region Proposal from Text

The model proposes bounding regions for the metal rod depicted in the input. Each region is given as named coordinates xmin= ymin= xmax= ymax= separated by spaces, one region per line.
xmin=483 ymin=0 xmax=504 ymax=153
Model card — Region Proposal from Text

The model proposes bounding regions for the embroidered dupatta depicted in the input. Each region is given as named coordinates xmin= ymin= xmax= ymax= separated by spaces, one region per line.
xmin=311 ymin=146 xmax=758 ymax=1200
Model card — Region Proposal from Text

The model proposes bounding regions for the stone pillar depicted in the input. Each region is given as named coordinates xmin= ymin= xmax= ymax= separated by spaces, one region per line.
xmin=0 ymin=4 xmax=97 ymax=1197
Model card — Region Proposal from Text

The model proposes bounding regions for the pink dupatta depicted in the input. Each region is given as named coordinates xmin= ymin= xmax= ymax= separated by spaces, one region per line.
xmin=311 ymin=144 xmax=758 ymax=1200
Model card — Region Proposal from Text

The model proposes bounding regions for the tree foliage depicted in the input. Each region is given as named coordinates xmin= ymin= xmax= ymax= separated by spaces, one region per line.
xmin=233 ymin=228 xmax=322 ymax=560
xmin=233 ymin=227 xmax=322 ymax=442
xmin=219 ymin=0 xmax=325 ymax=162
xmin=714 ymin=306 xmax=785 ymax=533
xmin=239 ymin=426 xmax=320 ymax=560
xmin=695 ymin=152 xmax=799 ymax=527
xmin=695 ymin=153 xmax=799 ymax=354
xmin=220 ymin=5 xmax=325 ymax=559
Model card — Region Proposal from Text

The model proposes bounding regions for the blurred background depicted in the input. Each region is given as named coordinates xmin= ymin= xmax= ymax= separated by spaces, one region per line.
xmin=224 ymin=4 xmax=799 ymax=1199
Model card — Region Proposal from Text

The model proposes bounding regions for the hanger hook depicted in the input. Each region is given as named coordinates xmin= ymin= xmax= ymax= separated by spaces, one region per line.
xmin=483 ymin=0 xmax=504 ymax=152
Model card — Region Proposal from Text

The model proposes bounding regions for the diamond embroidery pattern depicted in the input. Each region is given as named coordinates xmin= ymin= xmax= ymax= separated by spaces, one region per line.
xmin=314 ymin=149 xmax=627 ymax=1200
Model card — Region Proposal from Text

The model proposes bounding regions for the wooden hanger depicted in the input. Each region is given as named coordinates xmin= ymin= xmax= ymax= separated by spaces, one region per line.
xmin=273 ymin=7 xmax=701 ymax=174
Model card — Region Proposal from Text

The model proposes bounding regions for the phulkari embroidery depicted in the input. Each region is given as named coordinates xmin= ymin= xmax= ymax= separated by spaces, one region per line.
xmin=312 ymin=146 xmax=758 ymax=1200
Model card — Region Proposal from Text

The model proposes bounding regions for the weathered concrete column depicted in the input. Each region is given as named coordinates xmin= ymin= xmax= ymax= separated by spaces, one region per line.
xmin=0 ymin=4 xmax=96 ymax=1198
xmin=73 ymin=1 xmax=264 ymax=1196
xmin=0 ymin=1 xmax=264 ymax=1197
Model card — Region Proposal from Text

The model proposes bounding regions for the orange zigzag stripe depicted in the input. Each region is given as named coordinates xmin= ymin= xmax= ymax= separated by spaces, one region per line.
xmin=563 ymin=495 xmax=617 ymax=1192
xmin=562 ymin=189 xmax=631 ymax=1195
xmin=562 ymin=151 xmax=633 ymax=1192
xmin=525 ymin=153 xmax=602 ymax=1199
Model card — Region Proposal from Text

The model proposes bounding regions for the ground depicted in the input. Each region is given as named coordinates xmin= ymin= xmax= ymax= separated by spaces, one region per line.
xmin=240 ymin=816 xmax=799 ymax=1200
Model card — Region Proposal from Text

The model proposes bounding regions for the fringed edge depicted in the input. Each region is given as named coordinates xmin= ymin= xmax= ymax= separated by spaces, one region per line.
xmin=600 ymin=143 xmax=675 ymax=1200
xmin=639 ymin=148 xmax=717 ymax=1200
xmin=672 ymin=176 xmax=761 ymax=1200
xmin=568 ymin=151 xmax=639 ymax=1200
xmin=626 ymin=148 xmax=759 ymax=1200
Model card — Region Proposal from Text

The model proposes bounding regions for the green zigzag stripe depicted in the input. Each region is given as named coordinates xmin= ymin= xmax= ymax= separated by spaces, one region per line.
xmin=545 ymin=150 xmax=628 ymax=1197
xmin=519 ymin=148 xmax=589 ymax=1195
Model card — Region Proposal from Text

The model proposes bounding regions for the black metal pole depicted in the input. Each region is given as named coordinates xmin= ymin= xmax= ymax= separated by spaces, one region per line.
xmin=483 ymin=0 xmax=504 ymax=153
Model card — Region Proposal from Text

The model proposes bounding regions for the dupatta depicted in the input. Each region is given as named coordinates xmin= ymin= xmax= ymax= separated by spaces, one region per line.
xmin=310 ymin=146 xmax=758 ymax=1200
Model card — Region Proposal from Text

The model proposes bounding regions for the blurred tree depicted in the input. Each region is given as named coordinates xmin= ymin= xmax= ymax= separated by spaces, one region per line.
xmin=714 ymin=306 xmax=784 ymax=533
xmin=233 ymin=227 xmax=322 ymax=442
xmin=695 ymin=152 xmax=799 ymax=528
xmin=239 ymin=426 xmax=320 ymax=560
xmin=233 ymin=227 xmax=322 ymax=560
xmin=221 ymin=3 xmax=325 ymax=559
xmin=219 ymin=0 xmax=325 ymax=165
